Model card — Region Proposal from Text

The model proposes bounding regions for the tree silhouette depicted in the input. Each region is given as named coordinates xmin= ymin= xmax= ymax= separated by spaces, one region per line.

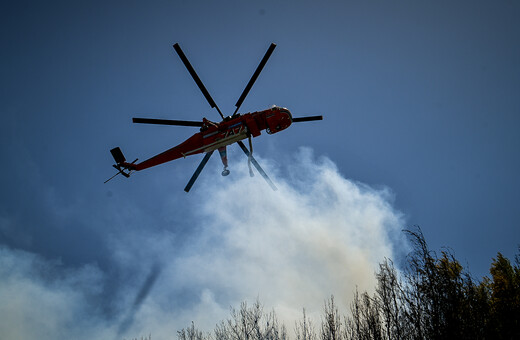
xmin=487 ymin=252 xmax=520 ymax=339
xmin=295 ymin=309 xmax=316 ymax=340
xmin=177 ymin=228 xmax=520 ymax=340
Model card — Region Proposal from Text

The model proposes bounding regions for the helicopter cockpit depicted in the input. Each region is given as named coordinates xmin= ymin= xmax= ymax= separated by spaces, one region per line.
xmin=266 ymin=106 xmax=293 ymax=134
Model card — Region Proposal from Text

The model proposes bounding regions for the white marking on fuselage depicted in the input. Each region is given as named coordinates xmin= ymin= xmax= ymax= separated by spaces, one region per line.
xmin=185 ymin=126 xmax=247 ymax=155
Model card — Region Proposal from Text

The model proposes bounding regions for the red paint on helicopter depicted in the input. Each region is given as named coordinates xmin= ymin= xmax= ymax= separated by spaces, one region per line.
xmin=123 ymin=107 xmax=292 ymax=171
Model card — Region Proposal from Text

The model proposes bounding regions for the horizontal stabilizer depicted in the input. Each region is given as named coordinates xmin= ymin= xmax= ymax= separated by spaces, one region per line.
xmin=113 ymin=164 xmax=130 ymax=177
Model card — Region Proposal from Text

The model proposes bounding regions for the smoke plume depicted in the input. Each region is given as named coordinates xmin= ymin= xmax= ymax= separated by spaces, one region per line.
xmin=0 ymin=148 xmax=405 ymax=339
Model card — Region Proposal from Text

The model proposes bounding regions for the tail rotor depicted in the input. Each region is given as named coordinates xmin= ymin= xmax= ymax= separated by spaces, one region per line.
xmin=104 ymin=147 xmax=137 ymax=183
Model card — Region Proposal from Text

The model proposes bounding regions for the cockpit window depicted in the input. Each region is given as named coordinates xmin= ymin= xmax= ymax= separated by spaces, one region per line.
xmin=278 ymin=107 xmax=292 ymax=119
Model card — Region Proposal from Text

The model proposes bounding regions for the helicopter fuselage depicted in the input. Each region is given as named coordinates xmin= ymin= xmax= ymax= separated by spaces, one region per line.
xmin=125 ymin=106 xmax=292 ymax=171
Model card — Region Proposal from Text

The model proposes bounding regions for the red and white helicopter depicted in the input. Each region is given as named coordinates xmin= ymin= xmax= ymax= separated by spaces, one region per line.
xmin=107 ymin=43 xmax=322 ymax=192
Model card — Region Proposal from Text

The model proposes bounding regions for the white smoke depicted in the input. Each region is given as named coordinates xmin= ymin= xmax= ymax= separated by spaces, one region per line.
xmin=167 ymin=147 xmax=404 ymax=327
xmin=0 ymin=148 xmax=406 ymax=339
xmin=0 ymin=247 xmax=114 ymax=339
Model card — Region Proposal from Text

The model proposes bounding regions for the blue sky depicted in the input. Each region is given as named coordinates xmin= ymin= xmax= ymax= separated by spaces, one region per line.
xmin=1 ymin=1 xmax=519 ymax=338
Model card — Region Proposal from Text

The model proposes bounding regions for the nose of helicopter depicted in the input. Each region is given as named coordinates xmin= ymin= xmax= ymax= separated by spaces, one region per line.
xmin=277 ymin=107 xmax=292 ymax=129
xmin=266 ymin=107 xmax=292 ymax=134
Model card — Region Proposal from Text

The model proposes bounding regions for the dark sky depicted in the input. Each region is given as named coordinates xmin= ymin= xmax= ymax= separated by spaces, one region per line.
xmin=1 ymin=1 xmax=519 ymax=338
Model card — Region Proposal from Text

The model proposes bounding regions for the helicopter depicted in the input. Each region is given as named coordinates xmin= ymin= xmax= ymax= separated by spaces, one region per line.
xmin=106 ymin=43 xmax=323 ymax=192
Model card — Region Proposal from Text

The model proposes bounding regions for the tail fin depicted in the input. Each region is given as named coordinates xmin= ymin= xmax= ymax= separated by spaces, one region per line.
xmin=110 ymin=147 xmax=126 ymax=164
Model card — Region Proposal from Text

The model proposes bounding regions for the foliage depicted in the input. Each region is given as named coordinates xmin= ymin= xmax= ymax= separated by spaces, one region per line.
xmin=295 ymin=309 xmax=316 ymax=340
xmin=177 ymin=228 xmax=520 ymax=340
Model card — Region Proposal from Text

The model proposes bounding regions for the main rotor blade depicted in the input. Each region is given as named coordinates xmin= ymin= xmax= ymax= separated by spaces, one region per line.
xmin=173 ymin=43 xmax=224 ymax=119
xmin=292 ymin=115 xmax=323 ymax=123
xmin=237 ymin=141 xmax=277 ymax=191
xmin=184 ymin=151 xmax=214 ymax=192
xmin=133 ymin=117 xmax=203 ymax=127
xmin=234 ymin=43 xmax=276 ymax=115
